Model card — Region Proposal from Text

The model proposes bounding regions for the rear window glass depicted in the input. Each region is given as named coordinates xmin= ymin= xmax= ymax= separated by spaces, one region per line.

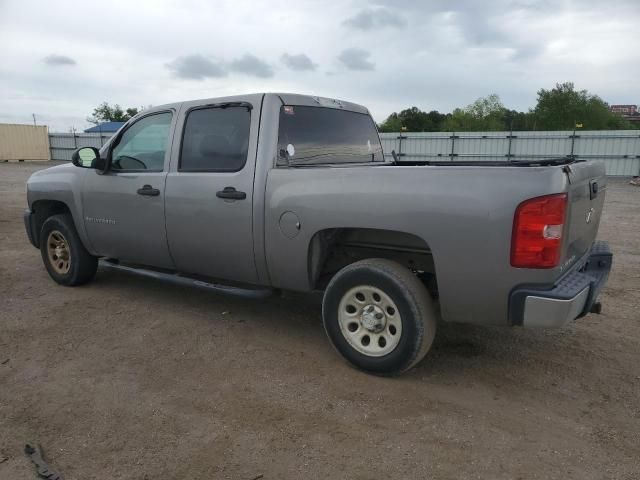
xmin=277 ymin=106 xmax=383 ymax=166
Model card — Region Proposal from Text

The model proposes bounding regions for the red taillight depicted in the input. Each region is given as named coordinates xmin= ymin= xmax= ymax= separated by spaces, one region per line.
xmin=511 ymin=193 xmax=567 ymax=268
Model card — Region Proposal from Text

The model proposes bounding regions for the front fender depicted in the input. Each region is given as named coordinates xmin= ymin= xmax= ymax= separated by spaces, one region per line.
xmin=26 ymin=163 xmax=95 ymax=254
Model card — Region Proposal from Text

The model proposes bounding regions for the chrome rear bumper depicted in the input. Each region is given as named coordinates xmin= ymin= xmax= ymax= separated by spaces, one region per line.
xmin=510 ymin=241 xmax=612 ymax=328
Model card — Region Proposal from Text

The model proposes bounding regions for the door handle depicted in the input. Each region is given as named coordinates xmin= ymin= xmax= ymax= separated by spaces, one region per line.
xmin=137 ymin=185 xmax=160 ymax=196
xmin=216 ymin=186 xmax=247 ymax=200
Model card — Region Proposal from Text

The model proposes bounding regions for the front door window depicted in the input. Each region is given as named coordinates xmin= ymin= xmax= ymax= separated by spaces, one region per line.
xmin=111 ymin=112 xmax=172 ymax=171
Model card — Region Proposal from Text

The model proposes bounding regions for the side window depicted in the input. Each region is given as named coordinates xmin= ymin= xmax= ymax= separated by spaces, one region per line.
xmin=111 ymin=112 xmax=172 ymax=171
xmin=179 ymin=106 xmax=251 ymax=172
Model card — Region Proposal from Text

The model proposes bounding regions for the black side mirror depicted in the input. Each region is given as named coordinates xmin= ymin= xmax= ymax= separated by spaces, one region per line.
xmin=71 ymin=147 xmax=108 ymax=173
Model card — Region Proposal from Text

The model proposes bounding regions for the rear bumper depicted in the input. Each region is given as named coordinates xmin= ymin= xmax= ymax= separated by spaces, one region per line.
xmin=24 ymin=208 xmax=39 ymax=248
xmin=509 ymin=241 xmax=612 ymax=328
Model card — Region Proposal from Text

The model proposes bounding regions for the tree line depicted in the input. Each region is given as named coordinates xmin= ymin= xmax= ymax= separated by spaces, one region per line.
xmin=87 ymin=82 xmax=637 ymax=132
xmin=378 ymin=82 xmax=637 ymax=132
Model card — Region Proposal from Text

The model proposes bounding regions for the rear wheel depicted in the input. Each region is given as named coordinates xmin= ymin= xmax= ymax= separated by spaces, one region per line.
xmin=40 ymin=214 xmax=98 ymax=286
xmin=322 ymin=258 xmax=437 ymax=375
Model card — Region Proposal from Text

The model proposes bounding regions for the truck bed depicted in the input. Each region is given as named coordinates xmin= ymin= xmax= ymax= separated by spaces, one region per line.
xmin=264 ymin=159 xmax=606 ymax=326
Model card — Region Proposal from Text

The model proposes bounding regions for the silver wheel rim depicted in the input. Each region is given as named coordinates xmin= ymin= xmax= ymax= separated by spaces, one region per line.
xmin=337 ymin=285 xmax=402 ymax=357
xmin=47 ymin=230 xmax=71 ymax=275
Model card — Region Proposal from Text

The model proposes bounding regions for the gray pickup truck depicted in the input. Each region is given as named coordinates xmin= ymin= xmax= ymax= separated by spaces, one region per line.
xmin=24 ymin=93 xmax=612 ymax=375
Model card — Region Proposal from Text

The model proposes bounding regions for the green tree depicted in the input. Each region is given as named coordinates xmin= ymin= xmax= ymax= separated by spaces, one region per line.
xmin=125 ymin=107 xmax=139 ymax=119
xmin=424 ymin=110 xmax=448 ymax=131
xmin=532 ymin=82 xmax=632 ymax=130
xmin=443 ymin=94 xmax=507 ymax=131
xmin=87 ymin=102 xmax=141 ymax=124
xmin=502 ymin=109 xmax=535 ymax=131
xmin=378 ymin=112 xmax=402 ymax=132
xmin=378 ymin=107 xmax=447 ymax=132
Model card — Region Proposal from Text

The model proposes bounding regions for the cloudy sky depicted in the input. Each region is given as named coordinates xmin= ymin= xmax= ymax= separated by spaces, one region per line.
xmin=1 ymin=0 xmax=639 ymax=131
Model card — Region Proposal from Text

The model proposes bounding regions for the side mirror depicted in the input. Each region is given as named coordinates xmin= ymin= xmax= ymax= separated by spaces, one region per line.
xmin=71 ymin=147 xmax=99 ymax=168
xmin=71 ymin=147 xmax=107 ymax=172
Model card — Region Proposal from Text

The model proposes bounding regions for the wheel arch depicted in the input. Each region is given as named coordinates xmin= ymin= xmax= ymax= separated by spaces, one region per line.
xmin=307 ymin=227 xmax=438 ymax=294
xmin=29 ymin=200 xmax=73 ymax=248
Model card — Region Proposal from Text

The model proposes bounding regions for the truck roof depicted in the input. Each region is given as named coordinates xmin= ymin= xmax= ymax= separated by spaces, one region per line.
xmin=147 ymin=93 xmax=369 ymax=116
xmin=272 ymin=93 xmax=369 ymax=115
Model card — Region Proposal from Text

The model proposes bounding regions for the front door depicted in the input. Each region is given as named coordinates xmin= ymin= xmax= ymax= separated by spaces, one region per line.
xmin=82 ymin=110 xmax=176 ymax=269
xmin=164 ymin=99 xmax=259 ymax=284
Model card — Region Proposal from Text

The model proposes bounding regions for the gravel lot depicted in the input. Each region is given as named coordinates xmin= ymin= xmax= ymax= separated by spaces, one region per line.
xmin=1 ymin=162 xmax=639 ymax=480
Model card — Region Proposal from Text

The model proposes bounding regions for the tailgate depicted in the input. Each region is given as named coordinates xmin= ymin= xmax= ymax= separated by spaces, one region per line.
xmin=563 ymin=161 xmax=607 ymax=265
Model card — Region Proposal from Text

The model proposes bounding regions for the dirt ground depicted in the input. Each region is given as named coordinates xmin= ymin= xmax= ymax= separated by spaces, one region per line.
xmin=0 ymin=161 xmax=638 ymax=480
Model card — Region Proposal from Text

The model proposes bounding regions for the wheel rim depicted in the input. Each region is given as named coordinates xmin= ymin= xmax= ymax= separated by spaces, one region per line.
xmin=47 ymin=230 xmax=71 ymax=275
xmin=337 ymin=285 xmax=402 ymax=357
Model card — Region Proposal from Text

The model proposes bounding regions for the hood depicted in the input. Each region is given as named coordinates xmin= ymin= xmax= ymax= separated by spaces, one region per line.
xmin=30 ymin=162 xmax=76 ymax=178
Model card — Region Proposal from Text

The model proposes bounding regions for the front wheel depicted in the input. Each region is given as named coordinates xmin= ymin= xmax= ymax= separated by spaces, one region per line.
xmin=322 ymin=259 xmax=437 ymax=375
xmin=39 ymin=214 xmax=98 ymax=286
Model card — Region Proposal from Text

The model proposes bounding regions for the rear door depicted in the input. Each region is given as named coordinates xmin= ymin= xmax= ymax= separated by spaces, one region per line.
xmin=164 ymin=96 xmax=262 ymax=284
xmin=563 ymin=161 xmax=607 ymax=264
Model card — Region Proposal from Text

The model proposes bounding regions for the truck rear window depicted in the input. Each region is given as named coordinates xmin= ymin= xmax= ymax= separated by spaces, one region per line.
xmin=278 ymin=106 xmax=383 ymax=166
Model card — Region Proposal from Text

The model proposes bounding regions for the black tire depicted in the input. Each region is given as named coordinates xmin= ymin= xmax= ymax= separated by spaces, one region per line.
xmin=39 ymin=213 xmax=98 ymax=286
xmin=322 ymin=258 xmax=437 ymax=375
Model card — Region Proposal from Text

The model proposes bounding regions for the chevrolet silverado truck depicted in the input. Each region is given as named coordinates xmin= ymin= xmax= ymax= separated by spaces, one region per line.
xmin=24 ymin=93 xmax=612 ymax=375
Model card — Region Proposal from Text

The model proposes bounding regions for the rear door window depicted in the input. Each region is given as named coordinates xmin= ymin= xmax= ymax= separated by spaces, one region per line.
xmin=278 ymin=106 xmax=383 ymax=166
xmin=179 ymin=106 xmax=251 ymax=172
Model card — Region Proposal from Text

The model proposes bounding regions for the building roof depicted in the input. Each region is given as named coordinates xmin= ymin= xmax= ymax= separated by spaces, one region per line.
xmin=84 ymin=121 xmax=126 ymax=133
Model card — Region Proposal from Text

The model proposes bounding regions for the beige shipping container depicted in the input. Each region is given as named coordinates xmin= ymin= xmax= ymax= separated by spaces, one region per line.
xmin=0 ymin=123 xmax=50 ymax=161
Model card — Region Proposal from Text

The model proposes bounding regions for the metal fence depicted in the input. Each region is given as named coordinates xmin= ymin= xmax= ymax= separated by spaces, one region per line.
xmin=48 ymin=130 xmax=640 ymax=176
xmin=380 ymin=130 xmax=640 ymax=176
xmin=49 ymin=133 xmax=113 ymax=161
